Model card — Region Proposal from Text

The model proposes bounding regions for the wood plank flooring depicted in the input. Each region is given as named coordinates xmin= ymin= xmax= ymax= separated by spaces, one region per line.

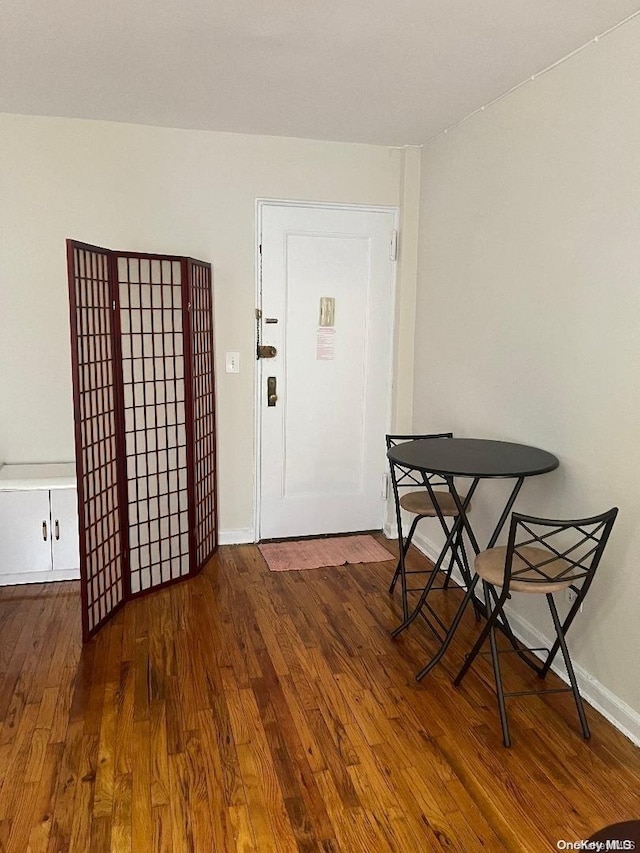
xmin=0 ymin=537 xmax=639 ymax=852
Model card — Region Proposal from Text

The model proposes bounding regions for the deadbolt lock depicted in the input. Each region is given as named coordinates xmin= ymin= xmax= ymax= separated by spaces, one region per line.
xmin=267 ymin=376 xmax=277 ymax=406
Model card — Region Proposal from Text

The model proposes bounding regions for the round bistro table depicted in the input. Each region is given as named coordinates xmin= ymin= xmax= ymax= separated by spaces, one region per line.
xmin=387 ymin=437 xmax=559 ymax=678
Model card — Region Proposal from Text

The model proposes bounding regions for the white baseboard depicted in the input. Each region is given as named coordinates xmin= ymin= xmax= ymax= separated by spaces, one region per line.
xmin=383 ymin=521 xmax=396 ymax=539
xmin=0 ymin=568 xmax=80 ymax=586
xmin=218 ymin=528 xmax=255 ymax=545
xmin=407 ymin=529 xmax=640 ymax=747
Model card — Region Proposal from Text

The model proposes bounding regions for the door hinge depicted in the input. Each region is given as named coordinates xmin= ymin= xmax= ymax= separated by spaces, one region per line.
xmin=390 ymin=230 xmax=398 ymax=261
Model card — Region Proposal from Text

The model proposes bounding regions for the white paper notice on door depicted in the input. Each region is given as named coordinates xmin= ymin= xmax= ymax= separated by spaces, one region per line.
xmin=316 ymin=327 xmax=336 ymax=360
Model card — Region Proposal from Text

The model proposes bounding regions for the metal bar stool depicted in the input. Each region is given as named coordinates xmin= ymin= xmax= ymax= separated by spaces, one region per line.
xmin=386 ymin=433 xmax=474 ymax=629
xmin=454 ymin=508 xmax=618 ymax=746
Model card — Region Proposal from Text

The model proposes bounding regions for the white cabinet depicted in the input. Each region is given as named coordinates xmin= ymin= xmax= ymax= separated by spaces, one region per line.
xmin=50 ymin=488 xmax=80 ymax=574
xmin=0 ymin=463 xmax=80 ymax=585
xmin=0 ymin=489 xmax=52 ymax=575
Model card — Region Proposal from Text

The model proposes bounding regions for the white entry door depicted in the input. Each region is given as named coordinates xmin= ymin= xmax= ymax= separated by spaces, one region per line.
xmin=258 ymin=202 xmax=397 ymax=539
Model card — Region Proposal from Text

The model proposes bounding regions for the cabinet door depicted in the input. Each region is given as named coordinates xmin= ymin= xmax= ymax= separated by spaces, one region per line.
xmin=0 ymin=490 xmax=52 ymax=574
xmin=50 ymin=489 xmax=80 ymax=573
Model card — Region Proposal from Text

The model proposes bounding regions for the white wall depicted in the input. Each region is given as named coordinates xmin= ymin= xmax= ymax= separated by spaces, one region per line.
xmin=0 ymin=115 xmax=405 ymax=536
xmin=414 ymin=18 xmax=640 ymax=721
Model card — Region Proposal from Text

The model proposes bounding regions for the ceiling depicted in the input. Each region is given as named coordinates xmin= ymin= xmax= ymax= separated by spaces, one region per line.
xmin=1 ymin=0 xmax=638 ymax=146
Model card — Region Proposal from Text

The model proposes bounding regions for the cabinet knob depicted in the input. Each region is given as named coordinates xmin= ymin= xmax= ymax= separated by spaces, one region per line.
xmin=42 ymin=521 xmax=48 ymax=541
xmin=55 ymin=520 xmax=60 ymax=540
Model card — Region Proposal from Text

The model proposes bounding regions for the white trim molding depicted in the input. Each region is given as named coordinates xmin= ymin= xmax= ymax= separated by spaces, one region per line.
xmin=254 ymin=199 xmax=399 ymax=543
xmin=385 ymin=525 xmax=640 ymax=748
xmin=0 ymin=568 xmax=80 ymax=587
xmin=218 ymin=528 xmax=256 ymax=545
xmin=383 ymin=519 xmax=396 ymax=540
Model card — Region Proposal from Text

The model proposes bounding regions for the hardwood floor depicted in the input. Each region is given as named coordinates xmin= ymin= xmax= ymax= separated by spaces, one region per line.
xmin=0 ymin=538 xmax=639 ymax=852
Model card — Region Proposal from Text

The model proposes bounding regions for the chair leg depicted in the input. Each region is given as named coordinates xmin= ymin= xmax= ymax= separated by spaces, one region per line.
xmin=442 ymin=527 xmax=458 ymax=588
xmin=390 ymin=515 xmax=421 ymax=618
xmin=440 ymin=525 xmax=482 ymax=622
xmin=454 ymin=582 xmax=511 ymax=747
xmin=485 ymin=586 xmax=542 ymax=676
xmin=484 ymin=583 xmax=512 ymax=748
xmin=454 ymin=584 xmax=508 ymax=686
xmin=547 ymin=594 xmax=590 ymax=740
xmin=539 ymin=593 xmax=583 ymax=679
xmin=456 ymin=530 xmax=482 ymax=622
xmin=414 ymin=572 xmax=481 ymax=680
xmin=389 ymin=519 xmax=416 ymax=594
xmin=388 ymin=561 xmax=401 ymax=594
xmin=443 ymin=525 xmax=466 ymax=588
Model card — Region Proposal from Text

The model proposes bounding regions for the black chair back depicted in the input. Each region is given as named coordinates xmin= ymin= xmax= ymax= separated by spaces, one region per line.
xmin=386 ymin=433 xmax=452 ymax=490
xmin=503 ymin=508 xmax=619 ymax=591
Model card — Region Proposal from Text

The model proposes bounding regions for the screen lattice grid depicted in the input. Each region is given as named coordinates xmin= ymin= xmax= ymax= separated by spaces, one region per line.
xmin=118 ymin=256 xmax=190 ymax=593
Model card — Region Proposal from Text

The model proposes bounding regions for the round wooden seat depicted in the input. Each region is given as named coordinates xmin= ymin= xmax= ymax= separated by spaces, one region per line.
xmin=399 ymin=489 xmax=466 ymax=517
xmin=475 ymin=545 xmax=573 ymax=594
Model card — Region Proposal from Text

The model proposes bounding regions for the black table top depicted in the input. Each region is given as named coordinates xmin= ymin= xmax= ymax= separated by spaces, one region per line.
xmin=387 ymin=437 xmax=559 ymax=479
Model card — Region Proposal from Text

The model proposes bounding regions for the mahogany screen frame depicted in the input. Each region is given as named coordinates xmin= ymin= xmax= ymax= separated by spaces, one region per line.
xmin=67 ymin=240 xmax=218 ymax=641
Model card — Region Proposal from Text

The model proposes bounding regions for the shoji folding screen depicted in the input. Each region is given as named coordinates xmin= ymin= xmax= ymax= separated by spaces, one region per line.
xmin=67 ymin=241 xmax=217 ymax=641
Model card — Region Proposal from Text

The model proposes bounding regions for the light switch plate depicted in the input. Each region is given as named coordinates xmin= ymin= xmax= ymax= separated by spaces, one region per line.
xmin=225 ymin=352 xmax=240 ymax=373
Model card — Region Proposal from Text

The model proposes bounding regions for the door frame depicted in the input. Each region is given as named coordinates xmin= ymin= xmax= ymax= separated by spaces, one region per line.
xmin=253 ymin=199 xmax=399 ymax=541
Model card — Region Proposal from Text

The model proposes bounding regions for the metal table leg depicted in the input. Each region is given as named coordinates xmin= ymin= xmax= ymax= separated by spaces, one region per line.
xmin=391 ymin=479 xmax=479 ymax=638
xmin=410 ymin=477 xmax=527 ymax=680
